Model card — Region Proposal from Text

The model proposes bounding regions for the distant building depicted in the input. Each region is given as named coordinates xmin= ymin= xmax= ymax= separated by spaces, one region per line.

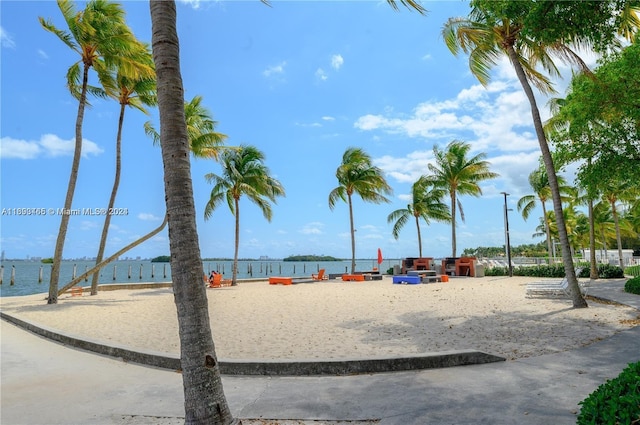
xmin=582 ymin=249 xmax=634 ymax=265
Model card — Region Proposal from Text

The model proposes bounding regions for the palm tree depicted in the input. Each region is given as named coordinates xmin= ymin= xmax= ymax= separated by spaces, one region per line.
xmin=387 ymin=176 xmax=451 ymax=257
xmin=427 ymin=140 xmax=498 ymax=258
xmin=517 ymin=166 xmax=573 ymax=261
xmin=144 ymin=95 xmax=229 ymax=160
xmin=147 ymin=1 xmax=425 ymax=422
xmin=40 ymin=0 xmax=151 ymax=304
xmin=442 ymin=3 xmax=592 ymax=307
xmin=149 ymin=1 xmax=233 ymax=422
xmin=329 ymin=147 xmax=393 ymax=273
xmin=91 ymin=44 xmax=157 ymax=295
xmin=204 ymin=145 xmax=285 ymax=285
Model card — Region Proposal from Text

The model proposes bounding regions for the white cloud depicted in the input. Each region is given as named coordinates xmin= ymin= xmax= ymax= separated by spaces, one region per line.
xmin=263 ymin=61 xmax=286 ymax=77
xmin=37 ymin=49 xmax=48 ymax=59
xmin=322 ymin=116 xmax=335 ymax=121
xmin=315 ymin=68 xmax=328 ymax=81
xmin=300 ymin=222 xmax=324 ymax=235
xmin=1 ymin=26 xmax=15 ymax=49
xmin=138 ymin=213 xmax=161 ymax=221
xmin=178 ymin=0 xmax=201 ymax=9
xmin=331 ymin=54 xmax=344 ymax=70
xmin=0 ymin=134 xmax=103 ymax=159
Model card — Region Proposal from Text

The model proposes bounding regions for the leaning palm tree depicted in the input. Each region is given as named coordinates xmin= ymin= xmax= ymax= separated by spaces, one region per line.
xmin=329 ymin=147 xmax=393 ymax=273
xmin=517 ymin=166 xmax=573 ymax=262
xmin=91 ymin=44 xmax=157 ymax=295
xmin=40 ymin=0 xmax=151 ymax=304
xmin=144 ymin=95 xmax=229 ymax=160
xmin=204 ymin=145 xmax=285 ymax=285
xmin=442 ymin=2 xmax=595 ymax=307
xmin=427 ymin=140 xmax=498 ymax=258
xmin=387 ymin=176 xmax=451 ymax=257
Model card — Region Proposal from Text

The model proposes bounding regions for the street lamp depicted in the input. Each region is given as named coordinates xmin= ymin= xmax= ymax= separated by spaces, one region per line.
xmin=501 ymin=192 xmax=513 ymax=277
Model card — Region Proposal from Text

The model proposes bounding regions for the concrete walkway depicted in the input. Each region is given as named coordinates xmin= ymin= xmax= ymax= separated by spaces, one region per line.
xmin=2 ymin=279 xmax=639 ymax=425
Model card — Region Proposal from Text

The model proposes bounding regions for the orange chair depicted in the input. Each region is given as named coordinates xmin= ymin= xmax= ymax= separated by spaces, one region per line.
xmin=208 ymin=274 xmax=223 ymax=288
xmin=312 ymin=269 xmax=326 ymax=281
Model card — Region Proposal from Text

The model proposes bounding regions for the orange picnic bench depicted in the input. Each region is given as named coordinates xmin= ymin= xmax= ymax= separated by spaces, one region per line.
xmin=269 ymin=276 xmax=293 ymax=285
xmin=342 ymin=274 xmax=365 ymax=282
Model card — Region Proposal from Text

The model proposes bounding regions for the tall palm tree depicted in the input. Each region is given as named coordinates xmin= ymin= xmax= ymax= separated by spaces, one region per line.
xmin=40 ymin=0 xmax=151 ymax=304
xmin=147 ymin=1 xmax=425 ymax=422
xmin=149 ymin=1 xmax=233 ymax=422
xmin=329 ymin=147 xmax=393 ymax=273
xmin=387 ymin=176 xmax=451 ymax=257
xmin=427 ymin=140 xmax=498 ymax=258
xmin=91 ymin=44 xmax=157 ymax=295
xmin=442 ymin=3 xmax=592 ymax=307
xmin=144 ymin=95 xmax=229 ymax=160
xmin=517 ymin=166 xmax=573 ymax=261
xmin=204 ymin=145 xmax=285 ymax=285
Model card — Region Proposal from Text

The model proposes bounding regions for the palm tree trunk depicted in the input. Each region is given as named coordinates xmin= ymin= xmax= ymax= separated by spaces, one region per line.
xmin=47 ymin=64 xmax=90 ymax=305
xmin=541 ymin=202 xmax=553 ymax=262
xmin=232 ymin=197 xmax=240 ymax=286
xmin=415 ymin=215 xmax=423 ymax=257
xmin=505 ymin=45 xmax=587 ymax=308
xmin=348 ymin=193 xmax=356 ymax=274
xmin=91 ymin=102 xmax=126 ymax=295
xmin=588 ymin=198 xmax=598 ymax=279
xmin=450 ymin=191 xmax=457 ymax=257
xmin=611 ymin=200 xmax=624 ymax=269
xmin=150 ymin=1 xmax=233 ymax=423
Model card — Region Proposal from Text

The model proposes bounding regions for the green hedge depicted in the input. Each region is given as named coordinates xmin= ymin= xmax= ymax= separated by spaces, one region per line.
xmin=625 ymin=276 xmax=640 ymax=295
xmin=577 ymin=361 xmax=640 ymax=425
xmin=484 ymin=264 xmax=624 ymax=279
xmin=625 ymin=265 xmax=640 ymax=277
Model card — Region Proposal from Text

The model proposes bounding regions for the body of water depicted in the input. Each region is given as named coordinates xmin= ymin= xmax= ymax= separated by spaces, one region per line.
xmin=0 ymin=259 xmax=400 ymax=297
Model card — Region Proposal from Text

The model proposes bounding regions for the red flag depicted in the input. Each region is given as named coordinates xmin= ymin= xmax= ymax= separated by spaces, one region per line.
xmin=377 ymin=248 xmax=383 ymax=265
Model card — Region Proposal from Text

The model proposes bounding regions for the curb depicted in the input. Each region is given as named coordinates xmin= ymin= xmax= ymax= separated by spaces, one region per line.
xmin=0 ymin=311 xmax=505 ymax=376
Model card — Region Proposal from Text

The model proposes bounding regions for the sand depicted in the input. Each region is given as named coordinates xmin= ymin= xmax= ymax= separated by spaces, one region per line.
xmin=1 ymin=276 xmax=638 ymax=361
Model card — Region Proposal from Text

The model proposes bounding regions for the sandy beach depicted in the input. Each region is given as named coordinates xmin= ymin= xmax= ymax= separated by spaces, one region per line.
xmin=1 ymin=276 xmax=638 ymax=361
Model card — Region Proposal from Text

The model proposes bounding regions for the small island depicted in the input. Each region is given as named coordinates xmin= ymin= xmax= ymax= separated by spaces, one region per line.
xmin=283 ymin=255 xmax=342 ymax=262
xmin=151 ymin=255 xmax=171 ymax=263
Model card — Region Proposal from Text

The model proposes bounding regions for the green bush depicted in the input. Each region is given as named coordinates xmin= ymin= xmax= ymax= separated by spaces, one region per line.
xmin=625 ymin=276 xmax=640 ymax=295
xmin=484 ymin=266 xmax=508 ymax=276
xmin=577 ymin=361 xmax=640 ymax=425
xmin=597 ymin=264 xmax=625 ymax=278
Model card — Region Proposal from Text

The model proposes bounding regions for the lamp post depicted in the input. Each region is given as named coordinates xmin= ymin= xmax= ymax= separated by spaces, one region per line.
xmin=501 ymin=192 xmax=513 ymax=277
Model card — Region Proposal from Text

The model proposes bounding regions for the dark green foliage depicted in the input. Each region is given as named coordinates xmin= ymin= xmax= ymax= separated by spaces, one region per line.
xmin=283 ymin=255 xmax=342 ymax=262
xmin=597 ymin=264 xmax=626 ymax=278
xmin=625 ymin=276 xmax=640 ymax=295
xmin=577 ymin=361 xmax=640 ymax=425
xmin=151 ymin=255 xmax=171 ymax=263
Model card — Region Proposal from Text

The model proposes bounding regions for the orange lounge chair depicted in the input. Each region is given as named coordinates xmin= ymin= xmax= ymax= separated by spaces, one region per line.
xmin=312 ymin=269 xmax=327 ymax=281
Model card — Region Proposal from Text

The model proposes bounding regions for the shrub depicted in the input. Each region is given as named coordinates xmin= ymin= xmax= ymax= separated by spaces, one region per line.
xmin=577 ymin=361 xmax=640 ymax=425
xmin=625 ymin=276 xmax=640 ymax=295
xmin=597 ymin=264 xmax=625 ymax=278
xmin=484 ymin=266 xmax=508 ymax=276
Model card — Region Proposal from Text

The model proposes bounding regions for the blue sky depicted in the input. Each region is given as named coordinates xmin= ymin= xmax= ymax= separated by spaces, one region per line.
xmin=1 ymin=1 xmax=585 ymax=261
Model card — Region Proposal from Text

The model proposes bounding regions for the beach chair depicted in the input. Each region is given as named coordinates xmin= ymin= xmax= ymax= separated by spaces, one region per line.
xmin=312 ymin=269 xmax=327 ymax=281
xmin=525 ymin=268 xmax=589 ymax=298
xmin=208 ymin=274 xmax=223 ymax=288
xmin=525 ymin=277 xmax=571 ymax=298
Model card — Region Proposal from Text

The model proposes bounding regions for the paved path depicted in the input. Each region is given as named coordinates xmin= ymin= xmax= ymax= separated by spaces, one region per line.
xmin=2 ymin=279 xmax=639 ymax=425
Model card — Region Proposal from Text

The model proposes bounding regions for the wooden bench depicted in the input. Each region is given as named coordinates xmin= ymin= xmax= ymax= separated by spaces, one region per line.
xmin=342 ymin=274 xmax=365 ymax=282
xmin=269 ymin=276 xmax=293 ymax=285
xmin=71 ymin=286 xmax=83 ymax=296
